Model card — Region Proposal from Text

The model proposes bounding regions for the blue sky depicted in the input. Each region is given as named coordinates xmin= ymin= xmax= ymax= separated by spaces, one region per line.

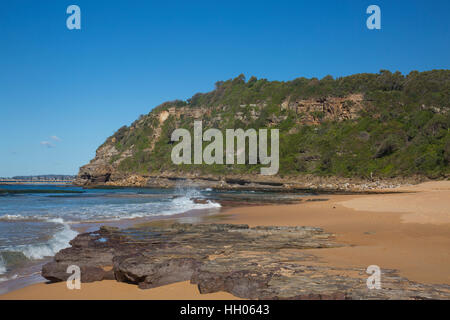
xmin=0 ymin=0 xmax=449 ymax=176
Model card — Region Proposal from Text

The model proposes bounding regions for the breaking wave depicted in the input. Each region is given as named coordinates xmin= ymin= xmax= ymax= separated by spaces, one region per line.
xmin=0 ymin=186 xmax=221 ymax=280
xmin=0 ymin=255 xmax=6 ymax=275
xmin=0 ymin=186 xmax=227 ymax=295
xmin=0 ymin=274 xmax=18 ymax=283
xmin=0 ymin=214 xmax=50 ymax=222
xmin=0 ymin=195 xmax=218 ymax=262
xmin=15 ymin=223 xmax=77 ymax=260
xmin=2 ymin=219 xmax=77 ymax=260
xmin=0 ymin=196 xmax=220 ymax=223
xmin=166 ymin=194 xmax=221 ymax=212
xmin=75 ymin=195 xmax=221 ymax=221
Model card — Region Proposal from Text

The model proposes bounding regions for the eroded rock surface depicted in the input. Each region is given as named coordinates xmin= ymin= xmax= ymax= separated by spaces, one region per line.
xmin=42 ymin=223 xmax=450 ymax=300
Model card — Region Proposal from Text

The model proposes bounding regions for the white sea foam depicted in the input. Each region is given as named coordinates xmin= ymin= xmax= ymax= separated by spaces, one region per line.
xmin=138 ymin=196 xmax=222 ymax=219
xmin=0 ymin=197 xmax=218 ymax=260
xmin=0 ymin=214 xmax=48 ymax=222
xmin=67 ymin=194 xmax=221 ymax=222
xmin=0 ymin=255 xmax=6 ymax=275
xmin=0 ymin=189 xmax=221 ymax=223
xmin=6 ymin=219 xmax=78 ymax=260
xmin=0 ymin=274 xmax=18 ymax=283
xmin=0 ymin=189 xmax=219 ymax=261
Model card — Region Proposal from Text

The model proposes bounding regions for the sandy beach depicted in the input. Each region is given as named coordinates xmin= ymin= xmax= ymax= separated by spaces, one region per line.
xmin=225 ymin=181 xmax=450 ymax=285
xmin=0 ymin=280 xmax=239 ymax=300
xmin=1 ymin=181 xmax=449 ymax=300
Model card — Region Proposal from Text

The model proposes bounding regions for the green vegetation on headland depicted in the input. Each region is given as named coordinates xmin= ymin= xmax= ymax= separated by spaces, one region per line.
xmin=86 ymin=70 xmax=449 ymax=181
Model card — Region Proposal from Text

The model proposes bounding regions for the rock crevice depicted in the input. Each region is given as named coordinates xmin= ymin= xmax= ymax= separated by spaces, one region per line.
xmin=42 ymin=223 xmax=450 ymax=300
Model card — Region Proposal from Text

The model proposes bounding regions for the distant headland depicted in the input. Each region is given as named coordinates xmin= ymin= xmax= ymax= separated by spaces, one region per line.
xmin=0 ymin=175 xmax=75 ymax=184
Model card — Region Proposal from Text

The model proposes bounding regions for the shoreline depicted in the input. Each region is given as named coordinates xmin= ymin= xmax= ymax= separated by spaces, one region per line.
xmin=0 ymin=191 xmax=271 ymax=296
xmin=0 ymin=205 xmax=225 ymax=295
xmin=75 ymin=172 xmax=441 ymax=193
xmin=1 ymin=181 xmax=449 ymax=299
xmin=222 ymin=181 xmax=450 ymax=285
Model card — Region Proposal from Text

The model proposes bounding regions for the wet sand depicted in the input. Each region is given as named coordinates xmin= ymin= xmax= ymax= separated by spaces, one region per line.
xmin=2 ymin=181 xmax=449 ymax=299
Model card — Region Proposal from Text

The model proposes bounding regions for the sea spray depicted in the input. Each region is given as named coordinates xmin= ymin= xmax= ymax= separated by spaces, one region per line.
xmin=169 ymin=194 xmax=221 ymax=212
xmin=171 ymin=186 xmax=222 ymax=213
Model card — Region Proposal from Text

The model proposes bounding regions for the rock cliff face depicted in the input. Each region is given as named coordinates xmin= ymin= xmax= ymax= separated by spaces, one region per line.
xmin=42 ymin=223 xmax=450 ymax=299
xmin=75 ymin=71 xmax=450 ymax=187
xmin=74 ymin=93 xmax=366 ymax=188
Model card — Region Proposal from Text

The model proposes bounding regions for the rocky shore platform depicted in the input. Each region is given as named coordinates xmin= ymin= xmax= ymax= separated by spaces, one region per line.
xmin=42 ymin=223 xmax=450 ymax=300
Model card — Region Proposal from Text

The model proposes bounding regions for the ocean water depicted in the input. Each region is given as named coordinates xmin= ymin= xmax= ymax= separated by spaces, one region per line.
xmin=0 ymin=184 xmax=221 ymax=284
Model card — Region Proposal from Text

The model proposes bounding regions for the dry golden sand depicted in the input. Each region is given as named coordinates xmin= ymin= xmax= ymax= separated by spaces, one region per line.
xmin=338 ymin=181 xmax=450 ymax=225
xmin=224 ymin=181 xmax=450 ymax=285
xmin=1 ymin=181 xmax=449 ymax=299
xmin=0 ymin=280 xmax=240 ymax=300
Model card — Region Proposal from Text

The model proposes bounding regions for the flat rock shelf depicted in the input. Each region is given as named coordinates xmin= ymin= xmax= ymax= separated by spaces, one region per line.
xmin=42 ymin=223 xmax=450 ymax=300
